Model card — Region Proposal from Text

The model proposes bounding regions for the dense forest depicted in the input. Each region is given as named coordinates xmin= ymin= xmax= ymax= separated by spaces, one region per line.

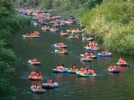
xmin=1 ymin=0 xmax=134 ymax=99
xmin=0 ymin=1 xmax=30 ymax=100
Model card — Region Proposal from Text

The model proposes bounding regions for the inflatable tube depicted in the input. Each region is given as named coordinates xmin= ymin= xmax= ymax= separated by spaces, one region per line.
xmin=30 ymin=85 xmax=45 ymax=94
xmin=67 ymin=69 xmax=78 ymax=74
xmin=54 ymin=44 xmax=67 ymax=49
xmin=53 ymin=69 xmax=68 ymax=73
xmin=97 ymin=53 xmax=112 ymax=57
xmin=23 ymin=35 xmax=40 ymax=38
xmin=28 ymin=60 xmax=41 ymax=65
xmin=80 ymin=54 xmax=97 ymax=59
xmin=55 ymin=50 xmax=68 ymax=54
xmin=82 ymin=37 xmax=94 ymax=41
xmin=84 ymin=46 xmax=99 ymax=51
xmin=28 ymin=75 xmax=42 ymax=81
xmin=42 ymin=82 xmax=59 ymax=89
xmin=80 ymin=57 xmax=92 ymax=62
xmin=116 ymin=62 xmax=128 ymax=66
xmin=108 ymin=69 xmax=120 ymax=73
xmin=50 ymin=29 xmax=59 ymax=32
xmin=76 ymin=71 xmax=97 ymax=77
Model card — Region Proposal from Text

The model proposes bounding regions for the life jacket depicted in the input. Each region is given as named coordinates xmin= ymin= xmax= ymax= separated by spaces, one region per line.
xmin=59 ymin=66 xmax=63 ymax=70
xmin=90 ymin=53 xmax=93 ymax=56
xmin=71 ymin=66 xmax=76 ymax=70
xmin=113 ymin=66 xmax=118 ymax=70
xmin=102 ymin=51 xmax=105 ymax=54
xmin=90 ymin=70 xmax=95 ymax=75
xmin=56 ymin=66 xmax=61 ymax=70
xmin=80 ymin=67 xmax=85 ymax=71
xmin=33 ymin=58 xmax=37 ymax=62
xmin=84 ymin=70 xmax=87 ymax=74
xmin=108 ymin=66 xmax=113 ymax=70
xmin=31 ymin=72 xmax=35 ymax=76
xmin=36 ymin=73 xmax=40 ymax=77
xmin=49 ymin=80 xmax=54 ymax=85
xmin=36 ymin=85 xmax=41 ymax=89
xmin=59 ymin=48 xmax=63 ymax=52
xmin=83 ymin=55 xmax=87 ymax=58
xmin=26 ymin=33 xmax=29 ymax=36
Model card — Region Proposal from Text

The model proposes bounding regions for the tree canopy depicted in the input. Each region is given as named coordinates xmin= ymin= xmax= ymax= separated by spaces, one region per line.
xmin=80 ymin=1 xmax=134 ymax=55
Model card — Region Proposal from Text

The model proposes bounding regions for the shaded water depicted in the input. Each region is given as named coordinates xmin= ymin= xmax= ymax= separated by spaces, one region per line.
xmin=10 ymin=23 xmax=134 ymax=100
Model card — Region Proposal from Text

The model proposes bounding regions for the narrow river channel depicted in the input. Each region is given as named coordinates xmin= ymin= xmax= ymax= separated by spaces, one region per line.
xmin=9 ymin=20 xmax=134 ymax=100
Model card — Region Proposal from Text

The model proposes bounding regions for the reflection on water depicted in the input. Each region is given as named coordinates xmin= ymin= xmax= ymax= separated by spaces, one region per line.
xmin=54 ymin=73 xmax=64 ymax=83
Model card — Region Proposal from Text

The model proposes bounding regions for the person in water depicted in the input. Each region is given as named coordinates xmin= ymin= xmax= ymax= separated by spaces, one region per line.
xmin=102 ymin=50 xmax=105 ymax=55
xmin=26 ymin=33 xmax=29 ymax=36
xmin=32 ymin=57 xmax=38 ymax=62
xmin=36 ymin=71 xmax=41 ymax=78
xmin=113 ymin=65 xmax=119 ymax=70
xmin=80 ymin=65 xmax=85 ymax=72
xmin=48 ymin=79 xmax=54 ymax=85
xmin=84 ymin=51 xmax=89 ymax=56
xmin=30 ymin=70 xmax=36 ymax=77
xmin=90 ymin=68 xmax=95 ymax=75
xmin=108 ymin=65 xmax=114 ymax=70
xmin=90 ymin=52 xmax=94 ymax=57
xmin=35 ymin=82 xmax=41 ymax=89
xmin=118 ymin=57 xmax=125 ymax=63
xmin=71 ymin=64 xmax=77 ymax=70
xmin=56 ymin=64 xmax=61 ymax=70
xmin=56 ymin=64 xmax=64 ymax=70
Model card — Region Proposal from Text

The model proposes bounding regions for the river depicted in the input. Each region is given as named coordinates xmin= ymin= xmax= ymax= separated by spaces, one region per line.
xmin=9 ymin=20 xmax=134 ymax=100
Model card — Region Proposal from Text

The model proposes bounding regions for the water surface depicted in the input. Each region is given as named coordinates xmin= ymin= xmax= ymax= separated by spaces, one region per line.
xmin=10 ymin=23 xmax=134 ymax=100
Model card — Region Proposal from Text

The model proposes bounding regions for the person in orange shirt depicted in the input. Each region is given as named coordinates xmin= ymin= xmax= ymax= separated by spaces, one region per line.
xmin=90 ymin=68 xmax=95 ymax=75
xmin=90 ymin=52 xmax=94 ymax=57
xmin=113 ymin=65 xmax=118 ymax=70
xmin=49 ymin=79 xmax=54 ymax=85
xmin=36 ymin=71 xmax=41 ymax=78
xmin=33 ymin=57 xmax=38 ymax=62
xmin=102 ymin=50 xmax=105 ymax=55
xmin=85 ymin=51 xmax=89 ymax=56
xmin=59 ymin=48 xmax=63 ymax=52
xmin=80 ymin=66 xmax=85 ymax=72
xmin=60 ymin=64 xmax=64 ymax=70
xmin=30 ymin=70 xmax=36 ymax=77
xmin=108 ymin=65 xmax=113 ymax=70
xmin=36 ymin=82 xmax=41 ymax=89
xmin=26 ymin=33 xmax=29 ymax=36
xmin=56 ymin=65 xmax=61 ymax=70
xmin=71 ymin=64 xmax=77 ymax=70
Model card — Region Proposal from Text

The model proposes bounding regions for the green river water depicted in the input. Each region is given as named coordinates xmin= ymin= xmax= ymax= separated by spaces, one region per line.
xmin=9 ymin=21 xmax=134 ymax=100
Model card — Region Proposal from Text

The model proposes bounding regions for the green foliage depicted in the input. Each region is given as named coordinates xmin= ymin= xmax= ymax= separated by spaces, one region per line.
xmin=0 ymin=41 xmax=17 ymax=100
xmin=16 ymin=15 xmax=31 ymax=26
xmin=0 ymin=76 xmax=16 ymax=100
xmin=40 ymin=0 xmax=52 ymax=10
xmin=0 ymin=1 xmax=28 ymax=100
xmin=80 ymin=1 xmax=134 ymax=55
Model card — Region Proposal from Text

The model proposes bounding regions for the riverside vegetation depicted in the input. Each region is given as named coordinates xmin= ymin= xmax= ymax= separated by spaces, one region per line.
xmin=0 ymin=1 xmax=30 ymax=100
